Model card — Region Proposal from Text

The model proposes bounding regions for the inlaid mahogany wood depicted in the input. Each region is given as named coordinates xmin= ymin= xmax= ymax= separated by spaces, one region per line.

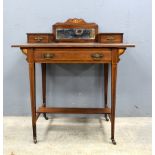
xmin=12 ymin=43 xmax=135 ymax=48
xmin=98 ymin=33 xmax=123 ymax=43
xmin=37 ymin=107 xmax=111 ymax=114
xmin=29 ymin=61 xmax=37 ymax=144
xmin=104 ymin=64 xmax=109 ymax=121
xmin=41 ymin=63 xmax=48 ymax=120
xmin=111 ymin=49 xmax=118 ymax=145
xmin=27 ymin=33 xmax=54 ymax=43
xmin=34 ymin=48 xmax=112 ymax=63
xmin=12 ymin=18 xmax=135 ymax=145
xmin=53 ymin=18 xmax=98 ymax=42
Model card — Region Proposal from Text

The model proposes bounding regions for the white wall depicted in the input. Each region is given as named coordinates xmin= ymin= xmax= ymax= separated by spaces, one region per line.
xmin=4 ymin=0 xmax=152 ymax=116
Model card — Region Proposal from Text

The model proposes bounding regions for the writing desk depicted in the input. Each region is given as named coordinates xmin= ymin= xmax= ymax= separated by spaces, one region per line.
xmin=12 ymin=19 xmax=135 ymax=145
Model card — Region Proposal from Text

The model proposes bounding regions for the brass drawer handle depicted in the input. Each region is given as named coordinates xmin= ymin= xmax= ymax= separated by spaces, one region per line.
xmin=106 ymin=36 xmax=115 ymax=41
xmin=34 ymin=36 xmax=43 ymax=42
xmin=91 ymin=53 xmax=103 ymax=60
xmin=43 ymin=53 xmax=55 ymax=59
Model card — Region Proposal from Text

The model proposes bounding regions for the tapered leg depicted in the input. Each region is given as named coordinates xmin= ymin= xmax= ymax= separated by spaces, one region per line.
xmin=111 ymin=63 xmax=117 ymax=145
xmin=41 ymin=63 xmax=48 ymax=120
xmin=29 ymin=63 xmax=37 ymax=144
xmin=104 ymin=64 xmax=109 ymax=121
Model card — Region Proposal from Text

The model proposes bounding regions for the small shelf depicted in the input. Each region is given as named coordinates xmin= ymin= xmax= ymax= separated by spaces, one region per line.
xmin=37 ymin=107 xmax=111 ymax=114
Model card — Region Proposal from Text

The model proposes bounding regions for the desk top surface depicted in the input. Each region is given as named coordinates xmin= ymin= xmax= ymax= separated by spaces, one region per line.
xmin=12 ymin=43 xmax=135 ymax=48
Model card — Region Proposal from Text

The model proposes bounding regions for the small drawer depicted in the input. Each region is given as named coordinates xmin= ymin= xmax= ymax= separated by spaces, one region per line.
xmin=27 ymin=33 xmax=54 ymax=43
xmin=34 ymin=49 xmax=111 ymax=62
xmin=98 ymin=33 xmax=123 ymax=43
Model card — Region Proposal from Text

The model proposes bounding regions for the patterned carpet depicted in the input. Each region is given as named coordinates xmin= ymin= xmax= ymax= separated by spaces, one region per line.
xmin=4 ymin=117 xmax=151 ymax=155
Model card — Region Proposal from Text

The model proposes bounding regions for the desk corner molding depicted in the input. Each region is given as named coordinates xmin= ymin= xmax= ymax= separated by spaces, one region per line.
xmin=21 ymin=48 xmax=28 ymax=55
xmin=118 ymin=48 xmax=126 ymax=56
xmin=117 ymin=48 xmax=126 ymax=62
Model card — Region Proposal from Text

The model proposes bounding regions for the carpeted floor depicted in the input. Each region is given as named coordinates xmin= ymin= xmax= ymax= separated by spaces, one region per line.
xmin=4 ymin=117 xmax=151 ymax=155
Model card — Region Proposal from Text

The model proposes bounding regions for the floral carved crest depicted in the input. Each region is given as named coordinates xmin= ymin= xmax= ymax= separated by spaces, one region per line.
xmin=65 ymin=18 xmax=87 ymax=24
xmin=54 ymin=18 xmax=97 ymax=25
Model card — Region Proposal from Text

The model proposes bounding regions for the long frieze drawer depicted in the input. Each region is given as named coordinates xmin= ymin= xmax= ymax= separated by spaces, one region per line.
xmin=27 ymin=33 xmax=54 ymax=43
xmin=34 ymin=49 xmax=111 ymax=62
xmin=98 ymin=33 xmax=123 ymax=43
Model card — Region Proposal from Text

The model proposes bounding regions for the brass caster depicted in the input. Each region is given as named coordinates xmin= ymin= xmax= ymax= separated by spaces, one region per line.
xmin=43 ymin=114 xmax=48 ymax=120
xmin=33 ymin=138 xmax=37 ymax=144
xmin=111 ymin=139 xmax=116 ymax=145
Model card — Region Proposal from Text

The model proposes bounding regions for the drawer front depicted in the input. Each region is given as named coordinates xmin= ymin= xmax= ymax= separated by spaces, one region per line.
xmin=34 ymin=49 xmax=111 ymax=62
xmin=98 ymin=33 xmax=123 ymax=43
xmin=27 ymin=34 xmax=54 ymax=43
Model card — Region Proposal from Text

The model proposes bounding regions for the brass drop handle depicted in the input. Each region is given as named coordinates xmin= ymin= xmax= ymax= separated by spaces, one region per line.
xmin=43 ymin=53 xmax=55 ymax=59
xmin=91 ymin=53 xmax=103 ymax=60
xmin=34 ymin=36 xmax=43 ymax=42
xmin=106 ymin=36 xmax=115 ymax=41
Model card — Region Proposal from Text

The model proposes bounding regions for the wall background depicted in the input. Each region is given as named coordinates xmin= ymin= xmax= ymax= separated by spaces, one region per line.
xmin=4 ymin=0 xmax=152 ymax=116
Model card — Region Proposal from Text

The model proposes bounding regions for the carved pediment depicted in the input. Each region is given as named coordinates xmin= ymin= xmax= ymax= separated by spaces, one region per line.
xmin=55 ymin=18 xmax=97 ymax=25
xmin=53 ymin=18 xmax=98 ymax=42
xmin=65 ymin=18 xmax=87 ymax=24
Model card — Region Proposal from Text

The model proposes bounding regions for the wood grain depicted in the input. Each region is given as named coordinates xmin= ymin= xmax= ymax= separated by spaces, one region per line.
xmin=11 ymin=18 xmax=135 ymax=144
xmin=98 ymin=33 xmax=123 ymax=43
xmin=12 ymin=43 xmax=135 ymax=48
xmin=37 ymin=107 xmax=111 ymax=114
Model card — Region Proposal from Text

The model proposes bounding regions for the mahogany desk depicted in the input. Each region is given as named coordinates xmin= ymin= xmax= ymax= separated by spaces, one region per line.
xmin=12 ymin=19 xmax=135 ymax=145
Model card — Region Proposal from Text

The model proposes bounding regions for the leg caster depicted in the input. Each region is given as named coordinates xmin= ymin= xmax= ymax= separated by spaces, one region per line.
xmin=33 ymin=137 xmax=37 ymax=144
xmin=105 ymin=114 xmax=109 ymax=121
xmin=43 ymin=113 xmax=48 ymax=120
xmin=111 ymin=138 xmax=116 ymax=145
